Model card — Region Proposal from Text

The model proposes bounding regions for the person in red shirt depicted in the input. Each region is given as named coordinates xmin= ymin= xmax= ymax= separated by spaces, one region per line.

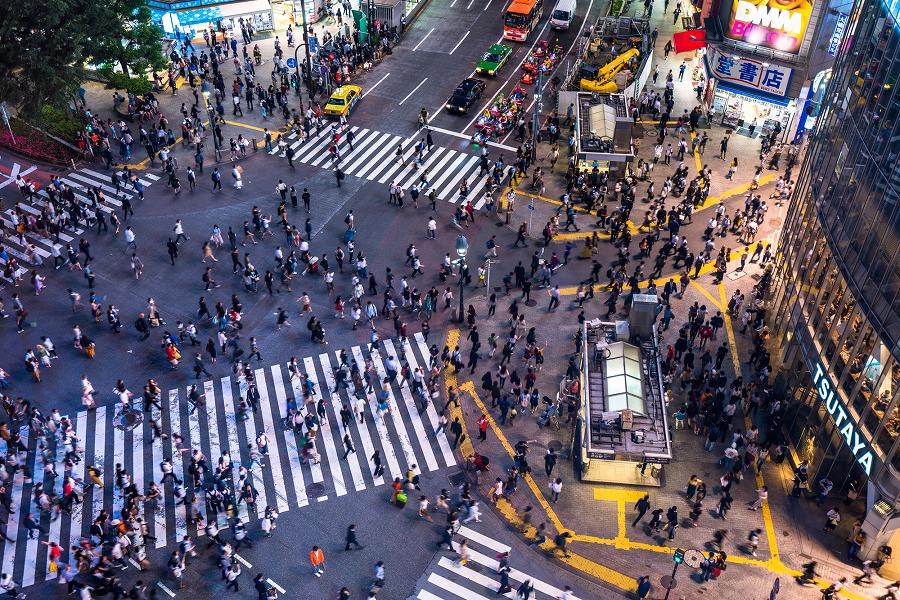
xmin=477 ymin=414 xmax=488 ymax=441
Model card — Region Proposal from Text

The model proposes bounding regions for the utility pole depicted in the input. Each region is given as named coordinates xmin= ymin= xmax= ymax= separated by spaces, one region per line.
xmin=298 ymin=0 xmax=315 ymax=98
xmin=531 ymin=67 xmax=545 ymax=163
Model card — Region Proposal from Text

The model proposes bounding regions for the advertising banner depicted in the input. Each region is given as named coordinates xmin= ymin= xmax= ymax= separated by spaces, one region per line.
xmin=708 ymin=48 xmax=793 ymax=96
xmin=828 ymin=13 xmax=849 ymax=55
xmin=724 ymin=0 xmax=814 ymax=55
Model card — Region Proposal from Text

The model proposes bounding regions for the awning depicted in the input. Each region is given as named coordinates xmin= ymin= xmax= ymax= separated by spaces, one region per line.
xmin=219 ymin=0 xmax=274 ymax=18
xmin=714 ymin=82 xmax=791 ymax=107
xmin=672 ymin=30 xmax=707 ymax=54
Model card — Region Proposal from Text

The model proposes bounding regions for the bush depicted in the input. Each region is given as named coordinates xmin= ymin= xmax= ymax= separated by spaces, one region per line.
xmin=36 ymin=105 xmax=83 ymax=141
xmin=99 ymin=69 xmax=154 ymax=97
xmin=611 ymin=0 xmax=625 ymax=15
xmin=0 ymin=119 xmax=78 ymax=164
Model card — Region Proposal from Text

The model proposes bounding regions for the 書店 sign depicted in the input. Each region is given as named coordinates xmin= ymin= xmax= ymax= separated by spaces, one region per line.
xmin=828 ymin=13 xmax=849 ymax=55
xmin=811 ymin=361 xmax=874 ymax=475
xmin=725 ymin=0 xmax=814 ymax=54
xmin=708 ymin=49 xmax=793 ymax=96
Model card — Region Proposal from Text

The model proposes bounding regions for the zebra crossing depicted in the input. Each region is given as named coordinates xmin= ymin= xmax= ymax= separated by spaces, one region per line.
xmin=1 ymin=166 xmax=159 ymax=266
xmin=269 ymin=126 xmax=496 ymax=208
xmin=3 ymin=333 xmax=454 ymax=588
xmin=416 ymin=527 xmax=583 ymax=600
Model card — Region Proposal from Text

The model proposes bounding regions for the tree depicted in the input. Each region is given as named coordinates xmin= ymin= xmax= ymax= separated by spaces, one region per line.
xmin=0 ymin=0 xmax=94 ymax=115
xmin=88 ymin=0 xmax=167 ymax=80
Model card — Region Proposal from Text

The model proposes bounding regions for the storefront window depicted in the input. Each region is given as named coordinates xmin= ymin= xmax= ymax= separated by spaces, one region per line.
xmin=851 ymin=345 xmax=893 ymax=420
xmin=838 ymin=322 xmax=873 ymax=395
xmin=822 ymin=300 xmax=857 ymax=367
xmin=786 ymin=368 xmax=816 ymax=445
xmin=870 ymin=363 xmax=900 ymax=449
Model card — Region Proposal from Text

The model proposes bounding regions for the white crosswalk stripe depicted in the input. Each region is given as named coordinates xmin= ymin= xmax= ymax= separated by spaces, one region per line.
xmin=416 ymin=529 xmax=582 ymax=600
xmin=1 ymin=166 xmax=158 ymax=268
xmin=267 ymin=125 xmax=496 ymax=204
xmin=1 ymin=338 xmax=455 ymax=587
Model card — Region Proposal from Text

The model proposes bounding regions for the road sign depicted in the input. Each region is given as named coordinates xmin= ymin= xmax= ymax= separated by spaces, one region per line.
xmin=683 ymin=549 xmax=704 ymax=568
xmin=287 ymin=58 xmax=297 ymax=68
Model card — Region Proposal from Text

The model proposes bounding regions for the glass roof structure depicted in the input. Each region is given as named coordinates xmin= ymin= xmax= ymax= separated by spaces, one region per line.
xmin=604 ymin=342 xmax=646 ymax=414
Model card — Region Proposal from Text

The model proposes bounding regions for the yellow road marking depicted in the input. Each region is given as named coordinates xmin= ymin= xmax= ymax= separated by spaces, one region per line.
xmin=593 ymin=488 xmax=647 ymax=503
xmin=690 ymin=280 xmax=724 ymax=312
xmin=457 ymin=380 xmax=639 ymax=592
xmin=221 ymin=119 xmax=277 ymax=134
xmin=443 ymin=330 xmax=474 ymax=459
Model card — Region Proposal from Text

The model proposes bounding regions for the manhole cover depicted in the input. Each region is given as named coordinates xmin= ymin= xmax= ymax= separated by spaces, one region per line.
xmin=525 ymin=300 xmax=537 ymax=307
xmin=114 ymin=411 xmax=143 ymax=431
xmin=548 ymin=440 xmax=563 ymax=452
xmin=307 ymin=483 xmax=326 ymax=498
xmin=448 ymin=472 xmax=467 ymax=487
xmin=661 ymin=575 xmax=676 ymax=590
xmin=769 ymin=218 xmax=783 ymax=227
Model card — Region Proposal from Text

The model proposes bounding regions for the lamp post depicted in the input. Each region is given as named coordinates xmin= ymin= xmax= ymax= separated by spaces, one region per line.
xmin=296 ymin=0 xmax=314 ymax=97
xmin=485 ymin=258 xmax=499 ymax=297
xmin=531 ymin=66 xmax=545 ymax=163
xmin=201 ymin=80 xmax=220 ymax=161
xmin=456 ymin=235 xmax=468 ymax=323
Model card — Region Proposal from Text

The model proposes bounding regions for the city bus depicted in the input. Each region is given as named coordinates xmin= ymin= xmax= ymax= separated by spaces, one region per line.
xmin=504 ymin=0 xmax=544 ymax=42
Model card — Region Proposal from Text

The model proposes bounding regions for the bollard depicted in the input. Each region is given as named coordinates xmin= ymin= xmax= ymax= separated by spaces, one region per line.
xmin=252 ymin=138 xmax=258 ymax=152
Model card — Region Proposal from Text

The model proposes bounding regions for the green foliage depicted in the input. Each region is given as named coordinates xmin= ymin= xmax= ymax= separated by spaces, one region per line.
xmin=0 ymin=0 xmax=95 ymax=115
xmin=36 ymin=105 xmax=83 ymax=140
xmin=611 ymin=0 xmax=625 ymax=16
xmin=0 ymin=0 xmax=165 ymax=116
xmin=87 ymin=0 xmax=167 ymax=78
xmin=99 ymin=70 xmax=154 ymax=96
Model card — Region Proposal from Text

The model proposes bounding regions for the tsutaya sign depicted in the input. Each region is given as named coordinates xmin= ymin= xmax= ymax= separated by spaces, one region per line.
xmin=812 ymin=362 xmax=874 ymax=475
xmin=726 ymin=0 xmax=814 ymax=55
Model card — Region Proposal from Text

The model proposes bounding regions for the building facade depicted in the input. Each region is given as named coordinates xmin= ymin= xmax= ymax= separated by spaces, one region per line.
xmin=769 ymin=0 xmax=900 ymax=563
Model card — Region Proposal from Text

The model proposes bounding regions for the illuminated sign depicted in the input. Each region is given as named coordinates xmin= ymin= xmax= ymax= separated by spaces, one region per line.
xmin=707 ymin=48 xmax=793 ymax=96
xmin=725 ymin=0 xmax=814 ymax=55
xmin=828 ymin=13 xmax=848 ymax=55
xmin=811 ymin=362 xmax=874 ymax=475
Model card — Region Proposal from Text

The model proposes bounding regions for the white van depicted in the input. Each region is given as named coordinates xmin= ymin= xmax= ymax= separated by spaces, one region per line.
xmin=550 ymin=0 xmax=576 ymax=29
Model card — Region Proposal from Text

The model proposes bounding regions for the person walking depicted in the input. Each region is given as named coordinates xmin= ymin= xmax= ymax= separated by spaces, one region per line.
xmin=633 ymin=494 xmax=651 ymax=527
xmin=749 ymin=486 xmax=768 ymax=510
xmin=544 ymin=448 xmax=557 ymax=477
xmin=309 ymin=545 xmax=325 ymax=577
xmin=344 ymin=524 xmax=363 ymax=550
xmin=549 ymin=478 xmax=563 ymax=503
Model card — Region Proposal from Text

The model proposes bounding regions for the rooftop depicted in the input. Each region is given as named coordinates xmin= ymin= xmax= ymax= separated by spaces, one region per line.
xmin=582 ymin=320 xmax=671 ymax=462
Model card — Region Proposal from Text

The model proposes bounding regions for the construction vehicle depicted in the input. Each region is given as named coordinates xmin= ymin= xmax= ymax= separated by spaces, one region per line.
xmin=579 ymin=47 xmax=640 ymax=93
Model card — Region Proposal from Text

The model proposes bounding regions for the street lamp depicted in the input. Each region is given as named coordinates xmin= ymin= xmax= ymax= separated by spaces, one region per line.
xmin=531 ymin=66 xmax=545 ymax=163
xmin=456 ymin=235 xmax=468 ymax=323
xmin=296 ymin=0 xmax=315 ymax=97
xmin=201 ymin=80 xmax=220 ymax=161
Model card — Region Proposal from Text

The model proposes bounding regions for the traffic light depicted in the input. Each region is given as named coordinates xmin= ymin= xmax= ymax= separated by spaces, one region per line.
xmin=673 ymin=548 xmax=685 ymax=564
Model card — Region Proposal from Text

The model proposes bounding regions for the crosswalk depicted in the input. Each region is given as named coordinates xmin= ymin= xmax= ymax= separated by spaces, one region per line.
xmin=417 ymin=527 xmax=583 ymax=600
xmin=270 ymin=126 xmax=496 ymax=208
xmin=2 ymin=333 xmax=454 ymax=588
xmin=1 ymin=166 xmax=160 ymax=267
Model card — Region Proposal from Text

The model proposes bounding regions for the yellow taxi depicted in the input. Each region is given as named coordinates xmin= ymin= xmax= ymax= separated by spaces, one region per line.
xmin=323 ymin=85 xmax=362 ymax=117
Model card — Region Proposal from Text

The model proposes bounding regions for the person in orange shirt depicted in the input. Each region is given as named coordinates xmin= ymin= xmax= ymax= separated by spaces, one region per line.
xmin=310 ymin=545 xmax=325 ymax=577
xmin=390 ymin=477 xmax=403 ymax=503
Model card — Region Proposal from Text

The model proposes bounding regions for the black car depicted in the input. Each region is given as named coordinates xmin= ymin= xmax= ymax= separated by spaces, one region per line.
xmin=445 ymin=78 xmax=487 ymax=114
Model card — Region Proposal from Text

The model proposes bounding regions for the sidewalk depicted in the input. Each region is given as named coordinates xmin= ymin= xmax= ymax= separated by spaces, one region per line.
xmin=439 ymin=6 xmax=896 ymax=600
xmin=78 ymin=11 xmax=370 ymax=173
